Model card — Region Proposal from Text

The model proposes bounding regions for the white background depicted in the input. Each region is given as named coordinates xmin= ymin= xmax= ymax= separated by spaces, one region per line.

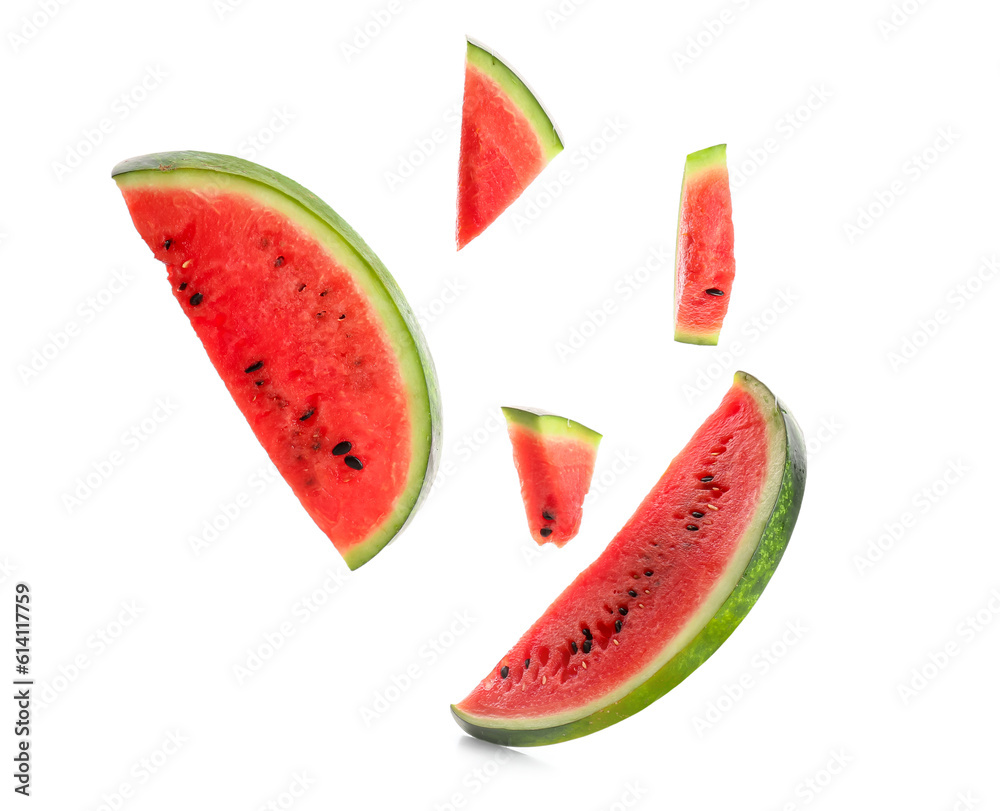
xmin=3 ymin=0 xmax=999 ymax=808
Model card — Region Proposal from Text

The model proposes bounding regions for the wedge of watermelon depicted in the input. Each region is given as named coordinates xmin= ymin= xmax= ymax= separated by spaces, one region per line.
xmin=453 ymin=372 xmax=805 ymax=745
xmin=502 ymin=407 xmax=601 ymax=547
xmin=456 ymin=40 xmax=563 ymax=249
xmin=674 ymin=144 xmax=735 ymax=345
xmin=113 ymin=152 xmax=441 ymax=570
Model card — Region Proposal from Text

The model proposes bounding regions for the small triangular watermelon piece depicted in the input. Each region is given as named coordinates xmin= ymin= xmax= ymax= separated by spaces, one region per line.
xmin=502 ymin=407 xmax=601 ymax=547
xmin=457 ymin=41 xmax=563 ymax=249
xmin=674 ymin=144 xmax=736 ymax=345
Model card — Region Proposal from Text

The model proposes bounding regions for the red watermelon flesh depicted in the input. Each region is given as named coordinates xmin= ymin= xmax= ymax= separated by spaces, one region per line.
xmin=674 ymin=144 xmax=735 ymax=345
xmin=457 ymin=41 xmax=563 ymax=249
xmin=503 ymin=408 xmax=601 ymax=547
xmin=453 ymin=373 xmax=806 ymax=745
xmin=113 ymin=152 xmax=440 ymax=570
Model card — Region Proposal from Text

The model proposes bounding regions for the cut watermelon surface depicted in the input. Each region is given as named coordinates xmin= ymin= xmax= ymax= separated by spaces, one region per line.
xmin=113 ymin=152 xmax=441 ymax=570
xmin=453 ymin=373 xmax=805 ymax=745
xmin=674 ymin=144 xmax=736 ymax=345
xmin=457 ymin=40 xmax=563 ymax=249
xmin=502 ymin=408 xmax=601 ymax=547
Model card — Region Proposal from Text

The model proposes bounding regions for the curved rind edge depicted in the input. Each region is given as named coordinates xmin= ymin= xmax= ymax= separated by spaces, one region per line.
xmin=453 ymin=373 xmax=806 ymax=745
xmin=465 ymin=40 xmax=564 ymax=162
xmin=112 ymin=151 xmax=442 ymax=570
xmin=501 ymin=406 xmax=602 ymax=448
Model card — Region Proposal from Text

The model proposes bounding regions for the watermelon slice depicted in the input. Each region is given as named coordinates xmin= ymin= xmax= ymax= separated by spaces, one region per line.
xmin=674 ymin=144 xmax=735 ymax=345
xmin=453 ymin=372 xmax=805 ymax=745
xmin=112 ymin=151 xmax=441 ymax=570
xmin=456 ymin=40 xmax=563 ymax=249
xmin=502 ymin=407 xmax=601 ymax=547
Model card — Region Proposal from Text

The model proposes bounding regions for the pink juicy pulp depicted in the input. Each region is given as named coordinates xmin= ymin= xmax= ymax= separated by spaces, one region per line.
xmin=675 ymin=164 xmax=735 ymax=336
xmin=120 ymin=183 xmax=412 ymax=554
xmin=508 ymin=424 xmax=597 ymax=547
xmin=458 ymin=382 xmax=769 ymax=720
xmin=456 ymin=63 xmax=547 ymax=249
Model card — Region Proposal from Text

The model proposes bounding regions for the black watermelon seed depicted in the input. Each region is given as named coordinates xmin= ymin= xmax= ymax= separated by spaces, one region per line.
xmin=163 ymin=239 xmax=172 ymax=250
xmin=539 ymin=527 xmax=553 ymax=537
xmin=189 ymin=292 xmax=204 ymax=306
xmin=692 ymin=511 xmax=704 ymax=518
xmin=500 ymin=666 xmax=509 ymax=679
xmin=700 ymin=475 xmax=714 ymax=482
xmin=332 ymin=441 xmax=352 ymax=456
xmin=628 ymin=589 xmax=638 ymax=598
xmin=338 ymin=314 xmax=346 ymax=320
xmin=644 ymin=570 xmax=653 ymax=577
xmin=542 ymin=510 xmax=554 ymax=521
xmin=320 ymin=290 xmax=328 ymax=296
xmin=582 ymin=640 xmax=592 ymax=654
xmin=274 ymin=256 xmax=285 ymax=267
xmin=615 ymin=620 xmax=622 ymax=633
xmin=706 ymin=288 xmax=725 ymax=296
xmin=299 ymin=409 xmax=315 ymax=421
xmin=582 ymin=628 xmax=592 ymax=640
xmin=570 ymin=641 xmax=578 ymax=654
xmin=254 ymin=380 xmax=264 ymax=386
xmin=245 ymin=361 xmax=264 ymax=374
xmin=178 ymin=282 xmax=188 ymax=291
xmin=618 ymin=607 xmax=628 ymax=616
xmin=344 ymin=455 xmax=363 ymax=471
xmin=686 ymin=525 xmax=699 ymax=531
xmin=316 ymin=311 xmax=326 ymax=318
xmin=524 ymin=659 xmax=530 ymax=669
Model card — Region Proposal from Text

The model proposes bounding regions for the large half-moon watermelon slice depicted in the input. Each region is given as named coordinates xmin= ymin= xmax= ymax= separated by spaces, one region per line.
xmin=113 ymin=151 xmax=441 ymax=570
xmin=456 ymin=40 xmax=563 ymax=249
xmin=453 ymin=372 xmax=805 ymax=745
xmin=674 ymin=144 xmax=736 ymax=345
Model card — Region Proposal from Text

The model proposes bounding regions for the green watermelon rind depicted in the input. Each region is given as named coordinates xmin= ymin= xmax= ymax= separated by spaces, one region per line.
xmin=112 ymin=151 xmax=442 ymax=571
xmin=673 ymin=143 xmax=729 ymax=347
xmin=451 ymin=372 xmax=806 ymax=746
xmin=500 ymin=406 xmax=602 ymax=449
xmin=466 ymin=40 xmax=564 ymax=163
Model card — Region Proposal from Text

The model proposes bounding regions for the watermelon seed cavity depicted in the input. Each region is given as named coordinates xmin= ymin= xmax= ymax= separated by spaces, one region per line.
xmin=274 ymin=256 xmax=284 ymax=267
